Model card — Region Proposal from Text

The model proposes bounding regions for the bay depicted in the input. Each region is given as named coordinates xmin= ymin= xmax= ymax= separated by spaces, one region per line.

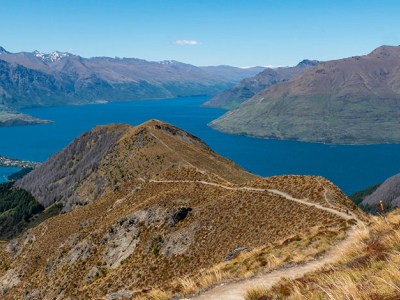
xmin=1 ymin=96 xmax=399 ymax=195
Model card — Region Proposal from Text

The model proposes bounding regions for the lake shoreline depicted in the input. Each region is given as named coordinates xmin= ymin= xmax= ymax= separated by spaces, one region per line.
xmin=0 ymin=96 xmax=399 ymax=195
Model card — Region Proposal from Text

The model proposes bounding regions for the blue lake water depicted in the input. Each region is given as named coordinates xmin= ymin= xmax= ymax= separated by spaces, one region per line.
xmin=1 ymin=96 xmax=400 ymax=195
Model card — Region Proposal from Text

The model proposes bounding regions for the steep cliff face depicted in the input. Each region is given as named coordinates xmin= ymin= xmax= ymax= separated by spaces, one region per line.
xmin=210 ymin=46 xmax=400 ymax=144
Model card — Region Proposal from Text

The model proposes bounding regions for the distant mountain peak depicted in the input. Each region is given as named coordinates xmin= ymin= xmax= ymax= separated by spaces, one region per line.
xmin=158 ymin=60 xmax=178 ymax=65
xmin=34 ymin=50 xmax=69 ymax=62
xmin=296 ymin=59 xmax=319 ymax=67
xmin=0 ymin=46 xmax=9 ymax=54
xmin=367 ymin=45 xmax=400 ymax=58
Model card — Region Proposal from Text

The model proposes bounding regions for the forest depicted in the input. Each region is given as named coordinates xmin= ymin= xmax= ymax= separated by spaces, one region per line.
xmin=0 ymin=182 xmax=44 ymax=239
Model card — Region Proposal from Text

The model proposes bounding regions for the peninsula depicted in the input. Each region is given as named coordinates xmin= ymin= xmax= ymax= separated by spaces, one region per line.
xmin=0 ymin=155 xmax=41 ymax=169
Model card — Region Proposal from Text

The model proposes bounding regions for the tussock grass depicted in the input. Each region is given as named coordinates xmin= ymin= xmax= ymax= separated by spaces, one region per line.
xmin=146 ymin=289 xmax=173 ymax=300
xmin=168 ymin=221 xmax=349 ymax=298
xmin=245 ymin=285 xmax=271 ymax=300
xmin=1 ymin=163 xmax=353 ymax=299
xmin=244 ymin=209 xmax=400 ymax=300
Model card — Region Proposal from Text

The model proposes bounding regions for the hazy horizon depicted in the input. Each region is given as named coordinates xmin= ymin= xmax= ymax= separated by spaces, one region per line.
xmin=2 ymin=0 xmax=400 ymax=67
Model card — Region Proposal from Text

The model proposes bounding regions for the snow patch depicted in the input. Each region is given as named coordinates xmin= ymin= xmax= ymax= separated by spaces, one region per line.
xmin=34 ymin=50 xmax=69 ymax=62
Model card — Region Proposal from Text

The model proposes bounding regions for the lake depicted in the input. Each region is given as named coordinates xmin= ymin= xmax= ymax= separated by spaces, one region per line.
xmin=1 ymin=96 xmax=399 ymax=195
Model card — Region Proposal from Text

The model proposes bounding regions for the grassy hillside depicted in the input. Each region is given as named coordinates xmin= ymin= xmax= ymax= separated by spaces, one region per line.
xmin=0 ymin=121 xmax=362 ymax=299
xmin=245 ymin=209 xmax=400 ymax=300
xmin=16 ymin=120 xmax=257 ymax=212
xmin=210 ymin=46 xmax=400 ymax=144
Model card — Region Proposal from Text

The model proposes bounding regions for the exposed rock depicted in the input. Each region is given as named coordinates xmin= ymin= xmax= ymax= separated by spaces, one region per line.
xmin=45 ymin=240 xmax=92 ymax=275
xmin=102 ymin=214 xmax=141 ymax=268
xmin=86 ymin=266 xmax=99 ymax=283
xmin=6 ymin=232 xmax=35 ymax=257
xmin=224 ymin=247 xmax=250 ymax=261
xmin=0 ymin=268 xmax=21 ymax=296
xmin=161 ymin=221 xmax=200 ymax=258
xmin=105 ymin=291 xmax=133 ymax=299
xmin=170 ymin=207 xmax=192 ymax=226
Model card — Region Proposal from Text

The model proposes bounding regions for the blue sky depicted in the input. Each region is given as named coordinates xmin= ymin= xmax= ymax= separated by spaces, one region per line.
xmin=2 ymin=0 xmax=400 ymax=67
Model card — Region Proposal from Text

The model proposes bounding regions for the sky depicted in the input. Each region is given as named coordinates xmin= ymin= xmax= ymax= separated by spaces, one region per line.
xmin=2 ymin=0 xmax=400 ymax=67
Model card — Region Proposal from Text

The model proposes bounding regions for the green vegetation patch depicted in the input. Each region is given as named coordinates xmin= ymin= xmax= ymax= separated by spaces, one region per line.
xmin=7 ymin=167 xmax=34 ymax=181
xmin=0 ymin=182 xmax=48 ymax=240
xmin=349 ymin=182 xmax=382 ymax=206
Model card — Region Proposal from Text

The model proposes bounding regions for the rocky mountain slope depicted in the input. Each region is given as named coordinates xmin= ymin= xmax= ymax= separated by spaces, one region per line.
xmin=202 ymin=60 xmax=319 ymax=110
xmin=0 ymin=120 xmax=360 ymax=299
xmin=210 ymin=45 xmax=400 ymax=144
xmin=0 ymin=47 xmax=263 ymax=126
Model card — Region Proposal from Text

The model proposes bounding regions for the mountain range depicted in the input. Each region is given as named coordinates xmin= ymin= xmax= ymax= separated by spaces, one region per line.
xmin=202 ymin=59 xmax=319 ymax=110
xmin=0 ymin=47 xmax=263 ymax=126
xmin=209 ymin=45 xmax=400 ymax=144
xmin=0 ymin=120 xmax=361 ymax=299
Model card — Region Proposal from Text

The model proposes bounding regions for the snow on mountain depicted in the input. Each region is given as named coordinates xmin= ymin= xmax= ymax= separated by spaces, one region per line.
xmin=34 ymin=50 xmax=69 ymax=62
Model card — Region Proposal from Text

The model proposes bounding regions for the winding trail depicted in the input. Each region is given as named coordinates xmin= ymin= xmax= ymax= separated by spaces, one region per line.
xmin=184 ymin=225 xmax=361 ymax=300
xmin=149 ymin=179 xmax=363 ymax=300
xmin=149 ymin=179 xmax=358 ymax=221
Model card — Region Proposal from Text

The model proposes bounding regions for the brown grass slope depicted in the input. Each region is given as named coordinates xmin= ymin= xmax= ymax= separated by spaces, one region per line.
xmin=15 ymin=120 xmax=257 ymax=212
xmin=246 ymin=209 xmax=400 ymax=300
xmin=0 ymin=120 xmax=361 ymax=299
xmin=210 ymin=45 xmax=400 ymax=144
xmin=0 ymin=171 xmax=358 ymax=300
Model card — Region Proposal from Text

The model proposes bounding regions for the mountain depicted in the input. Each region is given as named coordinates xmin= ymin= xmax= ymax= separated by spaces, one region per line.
xmin=202 ymin=60 xmax=319 ymax=110
xmin=360 ymin=173 xmax=400 ymax=211
xmin=0 ymin=47 xmax=262 ymax=112
xmin=199 ymin=65 xmax=265 ymax=82
xmin=15 ymin=120 xmax=258 ymax=212
xmin=209 ymin=46 xmax=400 ymax=144
xmin=1 ymin=120 xmax=360 ymax=299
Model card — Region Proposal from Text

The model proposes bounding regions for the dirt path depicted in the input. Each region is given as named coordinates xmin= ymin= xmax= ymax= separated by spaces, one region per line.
xmin=149 ymin=180 xmax=358 ymax=221
xmin=149 ymin=179 xmax=362 ymax=300
xmin=183 ymin=224 xmax=361 ymax=300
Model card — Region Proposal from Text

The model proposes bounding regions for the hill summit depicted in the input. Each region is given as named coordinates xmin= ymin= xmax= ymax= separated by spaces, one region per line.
xmin=15 ymin=120 xmax=257 ymax=212
xmin=1 ymin=120 xmax=361 ymax=299
xmin=210 ymin=45 xmax=400 ymax=144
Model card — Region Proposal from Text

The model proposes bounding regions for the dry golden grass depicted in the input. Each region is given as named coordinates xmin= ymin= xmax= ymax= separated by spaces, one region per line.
xmin=245 ymin=209 xmax=400 ymax=300
xmin=161 ymin=218 xmax=350 ymax=299
xmin=247 ymin=175 xmax=357 ymax=209
xmin=245 ymin=285 xmax=271 ymax=300
xmin=0 ymin=170 xmax=353 ymax=299
xmin=0 ymin=121 xmax=360 ymax=299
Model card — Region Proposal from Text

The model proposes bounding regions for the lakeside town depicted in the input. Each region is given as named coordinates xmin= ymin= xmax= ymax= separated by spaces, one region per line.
xmin=0 ymin=155 xmax=41 ymax=169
